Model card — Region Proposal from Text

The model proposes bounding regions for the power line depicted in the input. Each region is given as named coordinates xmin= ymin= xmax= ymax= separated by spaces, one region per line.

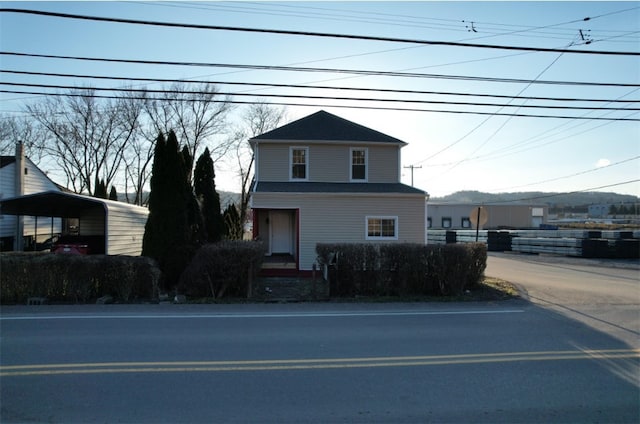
xmin=2 ymin=69 xmax=638 ymax=104
xmin=485 ymin=179 xmax=640 ymax=204
xmin=136 ymin=0 xmax=640 ymax=44
xmin=487 ymin=156 xmax=640 ymax=192
xmin=4 ymin=82 xmax=638 ymax=113
xmin=1 ymin=8 xmax=638 ymax=56
xmin=2 ymin=52 xmax=638 ymax=88
xmin=4 ymin=88 xmax=639 ymax=121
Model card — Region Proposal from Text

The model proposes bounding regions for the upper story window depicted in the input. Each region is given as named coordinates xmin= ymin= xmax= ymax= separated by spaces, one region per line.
xmin=350 ymin=148 xmax=367 ymax=181
xmin=290 ymin=147 xmax=308 ymax=180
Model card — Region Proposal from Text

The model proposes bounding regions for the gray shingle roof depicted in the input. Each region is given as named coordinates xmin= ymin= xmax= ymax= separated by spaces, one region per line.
xmin=253 ymin=181 xmax=426 ymax=195
xmin=251 ymin=110 xmax=406 ymax=145
xmin=0 ymin=156 xmax=16 ymax=168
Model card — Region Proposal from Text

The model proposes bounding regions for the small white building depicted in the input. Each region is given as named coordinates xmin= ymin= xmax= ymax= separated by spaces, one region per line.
xmin=0 ymin=144 xmax=62 ymax=250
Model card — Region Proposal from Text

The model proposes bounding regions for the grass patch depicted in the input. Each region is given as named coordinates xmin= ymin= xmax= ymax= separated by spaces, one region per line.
xmin=468 ymin=277 xmax=520 ymax=301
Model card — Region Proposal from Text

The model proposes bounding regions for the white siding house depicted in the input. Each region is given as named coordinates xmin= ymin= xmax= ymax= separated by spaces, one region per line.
xmin=0 ymin=146 xmax=62 ymax=249
xmin=1 ymin=143 xmax=148 ymax=256
xmin=250 ymin=110 xmax=427 ymax=274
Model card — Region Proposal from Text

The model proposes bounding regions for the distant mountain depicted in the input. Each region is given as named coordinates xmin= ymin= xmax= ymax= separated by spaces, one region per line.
xmin=431 ymin=190 xmax=639 ymax=208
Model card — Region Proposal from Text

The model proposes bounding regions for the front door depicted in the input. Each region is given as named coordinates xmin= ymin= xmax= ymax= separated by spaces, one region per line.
xmin=270 ymin=211 xmax=292 ymax=254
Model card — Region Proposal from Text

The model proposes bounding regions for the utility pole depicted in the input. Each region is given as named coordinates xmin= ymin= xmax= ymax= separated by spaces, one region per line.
xmin=403 ymin=165 xmax=422 ymax=187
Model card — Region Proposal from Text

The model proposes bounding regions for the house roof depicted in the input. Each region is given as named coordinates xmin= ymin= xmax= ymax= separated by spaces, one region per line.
xmin=253 ymin=181 xmax=426 ymax=195
xmin=251 ymin=110 xmax=406 ymax=145
xmin=0 ymin=156 xmax=16 ymax=168
xmin=0 ymin=190 xmax=148 ymax=218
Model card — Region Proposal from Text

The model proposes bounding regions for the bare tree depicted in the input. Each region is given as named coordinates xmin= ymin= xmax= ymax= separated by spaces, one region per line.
xmin=26 ymin=88 xmax=141 ymax=195
xmin=231 ymin=103 xmax=287 ymax=236
xmin=0 ymin=114 xmax=46 ymax=161
xmin=142 ymin=82 xmax=235 ymax=175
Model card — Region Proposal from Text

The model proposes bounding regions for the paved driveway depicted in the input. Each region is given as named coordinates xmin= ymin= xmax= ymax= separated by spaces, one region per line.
xmin=486 ymin=252 xmax=640 ymax=347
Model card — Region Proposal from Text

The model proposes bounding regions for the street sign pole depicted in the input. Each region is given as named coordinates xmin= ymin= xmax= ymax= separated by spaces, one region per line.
xmin=476 ymin=206 xmax=481 ymax=242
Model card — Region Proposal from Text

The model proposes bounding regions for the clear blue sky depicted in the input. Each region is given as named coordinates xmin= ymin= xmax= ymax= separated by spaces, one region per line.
xmin=1 ymin=1 xmax=638 ymax=197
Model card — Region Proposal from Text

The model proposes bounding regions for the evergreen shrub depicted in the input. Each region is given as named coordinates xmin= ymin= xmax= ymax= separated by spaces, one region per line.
xmin=0 ymin=253 xmax=160 ymax=304
xmin=316 ymin=243 xmax=487 ymax=297
xmin=179 ymin=241 xmax=266 ymax=298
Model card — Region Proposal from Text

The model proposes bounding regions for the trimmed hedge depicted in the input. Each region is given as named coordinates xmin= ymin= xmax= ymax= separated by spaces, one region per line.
xmin=0 ymin=253 xmax=160 ymax=304
xmin=179 ymin=241 xmax=266 ymax=298
xmin=316 ymin=243 xmax=487 ymax=297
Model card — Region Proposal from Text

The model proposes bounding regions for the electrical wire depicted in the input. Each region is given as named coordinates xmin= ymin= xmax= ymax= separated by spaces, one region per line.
xmin=2 ymin=52 xmax=638 ymax=88
xmin=486 ymin=156 xmax=640 ymax=192
xmin=3 ymin=82 xmax=638 ymax=113
xmin=482 ymin=179 xmax=640 ymax=204
xmin=3 ymin=88 xmax=639 ymax=121
xmin=1 ymin=9 xmax=638 ymax=56
xmin=2 ymin=69 xmax=637 ymax=104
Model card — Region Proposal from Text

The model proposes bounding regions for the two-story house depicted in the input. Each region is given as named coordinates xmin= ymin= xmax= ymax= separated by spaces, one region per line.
xmin=249 ymin=110 xmax=427 ymax=274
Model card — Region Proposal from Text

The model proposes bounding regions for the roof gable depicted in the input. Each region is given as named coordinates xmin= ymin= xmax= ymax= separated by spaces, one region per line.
xmin=251 ymin=110 xmax=406 ymax=145
xmin=0 ymin=156 xmax=16 ymax=168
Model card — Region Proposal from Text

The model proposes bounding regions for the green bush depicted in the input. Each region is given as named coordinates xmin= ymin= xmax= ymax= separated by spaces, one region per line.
xmin=0 ymin=253 xmax=160 ymax=304
xmin=179 ymin=241 xmax=266 ymax=298
xmin=316 ymin=243 xmax=487 ymax=297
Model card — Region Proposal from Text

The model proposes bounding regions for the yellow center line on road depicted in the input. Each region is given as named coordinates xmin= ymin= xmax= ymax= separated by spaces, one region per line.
xmin=2 ymin=349 xmax=638 ymax=377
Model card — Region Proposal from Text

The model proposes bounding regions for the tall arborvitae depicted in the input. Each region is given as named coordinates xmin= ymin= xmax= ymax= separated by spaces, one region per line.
xmin=142 ymin=130 xmax=193 ymax=288
xmin=142 ymin=132 xmax=168 ymax=261
xmin=182 ymin=145 xmax=193 ymax=183
xmin=181 ymin=144 xmax=204 ymax=244
xmin=223 ymin=203 xmax=242 ymax=240
xmin=108 ymin=186 xmax=118 ymax=201
xmin=194 ymin=147 xmax=224 ymax=243
xmin=94 ymin=177 xmax=107 ymax=199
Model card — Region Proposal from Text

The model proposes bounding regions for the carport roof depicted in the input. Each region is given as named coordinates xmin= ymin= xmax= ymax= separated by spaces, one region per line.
xmin=0 ymin=190 xmax=108 ymax=218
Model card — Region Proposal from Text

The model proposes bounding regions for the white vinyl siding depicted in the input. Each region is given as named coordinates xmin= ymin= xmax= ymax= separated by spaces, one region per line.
xmin=309 ymin=145 xmax=346 ymax=181
xmin=252 ymin=191 xmax=425 ymax=270
xmin=1 ymin=159 xmax=62 ymax=239
xmin=257 ymin=144 xmax=289 ymax=181
xmin=367 ymin=145 xmax=400 ymax=183
xmin=256 ymin=143 xmax=401 ymax=183
xmin=105 ymin=201 xmax=148 ymax=256
xmin=24 ymin=159 xmax=59 ymax=194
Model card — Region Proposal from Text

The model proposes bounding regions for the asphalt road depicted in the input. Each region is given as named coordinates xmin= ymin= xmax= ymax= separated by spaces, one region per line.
xmin=486 ymin=252 xmax=640 ymax=348
xmin=1 ymin=254 xmax=639 ymax=423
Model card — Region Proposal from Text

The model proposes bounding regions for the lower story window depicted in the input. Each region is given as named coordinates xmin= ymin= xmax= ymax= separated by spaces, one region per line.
xmin=366 ymin=216 xmax=398 ymax=240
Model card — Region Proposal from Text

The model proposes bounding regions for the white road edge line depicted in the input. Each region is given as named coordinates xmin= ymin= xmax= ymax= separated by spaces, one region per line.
xmin=0 ymin=309 xmax=525 ymax=320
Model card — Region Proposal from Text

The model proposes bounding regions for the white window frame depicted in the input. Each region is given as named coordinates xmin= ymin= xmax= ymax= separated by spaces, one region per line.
xmin=289 ymin=146 xmax=309 ymax=181
xmin=365 ymin=216 xmax=398 ymax=240
xmin=350 ymin=147 xmax=368 ymax=182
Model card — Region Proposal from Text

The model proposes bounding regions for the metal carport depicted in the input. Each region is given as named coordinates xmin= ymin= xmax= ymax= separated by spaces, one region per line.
xmin=0 ymin=190 xmax=149 ymax=256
